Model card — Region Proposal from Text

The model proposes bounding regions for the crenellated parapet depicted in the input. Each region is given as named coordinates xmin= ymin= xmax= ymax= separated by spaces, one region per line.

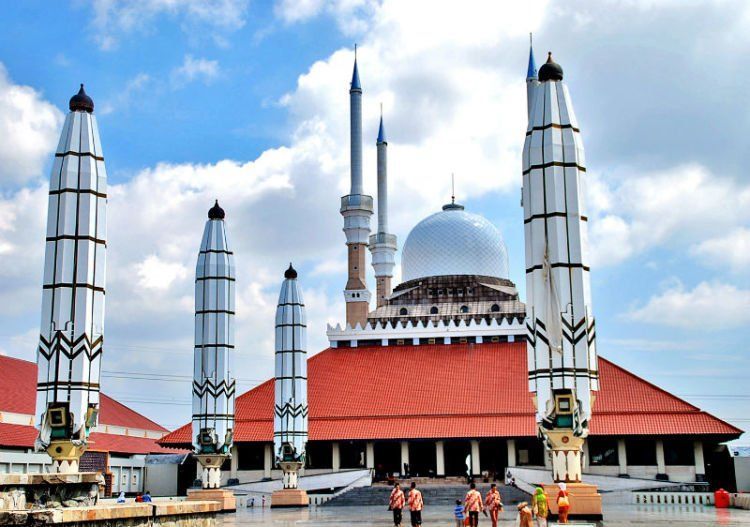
xmin=326 ymin=315 xmax=525 ymax=347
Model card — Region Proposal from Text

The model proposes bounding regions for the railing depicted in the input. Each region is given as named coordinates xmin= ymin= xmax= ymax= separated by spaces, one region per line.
xmin=633 ymin=492 xmax=713 ymax=505
xmin=341 ymin=194 xmax=373 ymax=211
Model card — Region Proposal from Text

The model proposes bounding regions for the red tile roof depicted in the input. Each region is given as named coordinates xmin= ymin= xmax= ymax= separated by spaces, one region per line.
xmin=159 ymin=342 xmax=742 ymax=446
xmin=0 ymin=355 xmax=170 ymax=454
xmin=0 ymin=422 xmax=180 ymax=455
xmin=0 ymin=355 xmax=167 ymax=433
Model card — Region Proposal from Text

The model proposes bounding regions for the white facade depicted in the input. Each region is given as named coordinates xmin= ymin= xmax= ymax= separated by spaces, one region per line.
xmin=192 ymin=202 xmax=236 ymax=467
xmin=36 ymin=86 xmax=107 ymax=472
xmin=401 ymin=205 xmax=509 ymax=282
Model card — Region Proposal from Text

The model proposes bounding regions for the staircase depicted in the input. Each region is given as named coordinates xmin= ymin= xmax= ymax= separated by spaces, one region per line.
xmin=323 ymin=483 xmax=529 ymax=507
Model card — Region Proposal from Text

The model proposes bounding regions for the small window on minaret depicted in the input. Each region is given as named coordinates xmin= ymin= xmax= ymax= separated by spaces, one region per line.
xmin=491 ymin=304 xmax=500 ymax=312
xmin=399 ymin=308 xmax=408 ymax=316
xmin=430 ymin=306 xmax=438 ymax=315
xmin=460 ymin=305 xmax=469 ymax=314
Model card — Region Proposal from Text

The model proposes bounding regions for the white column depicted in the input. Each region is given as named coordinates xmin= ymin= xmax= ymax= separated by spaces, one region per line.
xmin=471 ymin=440 xmax=481 ymax=476
xmin=694 ymin=441 xmax=705 ymax=478
xmin=582 ymin=439 xmax=590 ymax=470
xmin=656 ymin=440 xmax=666 ymax=476
xmin=264 ymin=443 xmax=273 ymax=479
xmin=617 ymin=439 xmax=627 ymax=476
xmin=401 ymin=441 xmax=409 ymax=475
xmin=476 ymin=336 xmax=483 ymax=344
xmin=436 ymin=441 xmax=445 ymax=476
xmin=507 ymin=439 xmax=516 ymax=468
xmin=230 ymin=445 xmax=239 ymax=478
xmin=332 ymin=442 xmax=341 ymax=472
xmin=366 ymin=442 xmax=375 ymax=469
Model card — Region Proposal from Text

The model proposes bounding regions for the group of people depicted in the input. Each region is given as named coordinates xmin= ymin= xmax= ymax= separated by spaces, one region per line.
xmin=388 ymin=481 xmax=571 ymax=527
xmin=116 ymin=490 xmax=152 ymax=503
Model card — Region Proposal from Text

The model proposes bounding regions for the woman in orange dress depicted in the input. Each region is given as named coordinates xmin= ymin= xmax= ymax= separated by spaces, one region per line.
xmin=484 ymin=483 xmax=503 ymax=527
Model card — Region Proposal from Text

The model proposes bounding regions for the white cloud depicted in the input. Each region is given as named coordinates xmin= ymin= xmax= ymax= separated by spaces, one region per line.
xmin=587 ymin=165 xmax=750 ymax=267
xmin=171 ymin=55 xmax=220 ymax=86
xmin=0 ymin=64 xmax=63 ymax=185
xmin=274 ymin=0 xmax=377 ymax=34
xmin=86 ymin=0 xmax=249 ymax=50
xmin=136 ymin=255 xmax=190 ymax=290
xmin=625 ymin=279 xmax=750 ymax=329
xmin=690 ymin=227 xmax=750 ymax=274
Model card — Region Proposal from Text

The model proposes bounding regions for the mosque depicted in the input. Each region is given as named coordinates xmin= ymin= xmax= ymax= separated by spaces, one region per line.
xmin=159 ymin=47 xmax=742 ymax=490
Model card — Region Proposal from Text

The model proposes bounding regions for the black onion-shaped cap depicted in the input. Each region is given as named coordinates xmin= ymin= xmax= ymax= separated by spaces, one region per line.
xmin=208 ymin=200 xmax=225 ymax=220
xmin=538 ymin=52 xmax=563 ymax=82
xmin=69 ymin=84 xmax=94 ymax=113
xmin=284 ymin=263 xmax=298 ymax=279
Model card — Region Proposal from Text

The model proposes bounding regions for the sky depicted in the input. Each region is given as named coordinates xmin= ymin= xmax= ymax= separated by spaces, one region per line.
xmin=0 ymin=0 xmax=748 ymax=441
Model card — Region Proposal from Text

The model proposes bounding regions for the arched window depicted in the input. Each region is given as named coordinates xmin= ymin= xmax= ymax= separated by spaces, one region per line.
xmin=491 ymin=304 xmax=500 ymax=312
xmin=399 ymin=307 xmax=408 ymax=316
xmin=460 ymin=305 xmax=469 ymax=314
xmin=430 ymin=306 xmax=438 ymax=315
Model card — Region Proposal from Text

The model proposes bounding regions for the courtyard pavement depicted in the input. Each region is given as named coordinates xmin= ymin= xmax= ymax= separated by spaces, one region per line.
xmin=219 ymin=503 xmax=750 ymax=526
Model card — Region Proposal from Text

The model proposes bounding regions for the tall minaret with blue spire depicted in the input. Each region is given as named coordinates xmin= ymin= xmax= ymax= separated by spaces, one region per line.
xmin=340 ymin=46 xmax=373 ymax=327
xmin=526 ymin=34 xmax=539 ymax=120
xmin=369 ymin=106 xmax=397 ymax=308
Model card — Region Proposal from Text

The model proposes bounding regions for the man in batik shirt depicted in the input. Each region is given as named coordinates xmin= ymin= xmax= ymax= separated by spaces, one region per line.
xmin=464 ymin=482 xmax=484 ymax=527
xmin=408 ymin=482 xmax=424 ymax=526
xmin=389 ymin=482 xmax=405 ymax=527
xmin=484 ymin=483 xmax=503 ymax=527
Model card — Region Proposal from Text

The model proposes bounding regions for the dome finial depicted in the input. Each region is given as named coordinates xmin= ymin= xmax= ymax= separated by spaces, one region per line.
xmin=69 ymin=83 xmax=94 ymax=113
xmin=208 ymin=199 xmax=225 ymax=220
xmin=285 ymin=262 xmax=298 ymax=279
xmin=451 ymin=173 xmax=455 ymax=205
xmin=538 ymin=50 xmax=563 ymax=82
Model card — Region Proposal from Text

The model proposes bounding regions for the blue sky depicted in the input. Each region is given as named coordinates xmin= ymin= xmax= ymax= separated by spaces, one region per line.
xmin=0 ymin=0 xmax=748 ymax=439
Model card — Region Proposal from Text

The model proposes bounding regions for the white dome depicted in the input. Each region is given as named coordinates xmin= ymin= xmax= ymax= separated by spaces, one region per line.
xmin=401 ymin=204 xmax=509 ymax=282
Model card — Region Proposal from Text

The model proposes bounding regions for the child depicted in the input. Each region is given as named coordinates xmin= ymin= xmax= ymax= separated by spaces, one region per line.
xmin=454 ymin=499 xmax=465 ymax=527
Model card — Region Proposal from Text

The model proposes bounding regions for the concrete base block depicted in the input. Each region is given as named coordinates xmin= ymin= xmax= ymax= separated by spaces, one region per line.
xmin=271 ymin=489 xmax=309 ymax=508
xmin=543 ymin=483 xmax=602 ymax=521
xmin=187 ymin=489 xmax=236 ymax=512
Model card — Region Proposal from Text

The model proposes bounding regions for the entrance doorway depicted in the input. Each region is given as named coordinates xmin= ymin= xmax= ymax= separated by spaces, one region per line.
xmin=374 ymin=441 xmax=401 ymax=478
xmin=480 ymin=439 xmax=508 ymax=481
xmin=444 ymin=440 xmax=471 ymax=476
xmin=409 ymin=441 xmax=436 ymax=477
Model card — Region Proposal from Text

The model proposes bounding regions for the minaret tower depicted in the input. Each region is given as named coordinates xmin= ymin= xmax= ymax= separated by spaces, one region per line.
xmin=271 ymin=264 xmax=309 ymax=508
xmin=340 ymin=47 xmax=373 ymax=327
xmin=522 ymin=51 xmax=600 ymax=488
xmin=35 ymin=85 xmax=107 ymax=473
xmin=369 ymin=107 xmax=397 ymax=307
xmin=191 ymin=201 xmax=236 ymax=491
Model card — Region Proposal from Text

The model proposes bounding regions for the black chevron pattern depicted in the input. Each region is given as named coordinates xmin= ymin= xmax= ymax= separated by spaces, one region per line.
xmin=274 ymin=402 xmax=309 ymax=418
xmin=192 ymin=379 xmax=236 ymax=398
xmin=38 ymin=331 xmax=103 ymax=362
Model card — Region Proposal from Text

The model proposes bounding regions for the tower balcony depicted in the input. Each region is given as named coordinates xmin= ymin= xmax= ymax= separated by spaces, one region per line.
xmin=340 ymin=194 xmax=373 ymax=214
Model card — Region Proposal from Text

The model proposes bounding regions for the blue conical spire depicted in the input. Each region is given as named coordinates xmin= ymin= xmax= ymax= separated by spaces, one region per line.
xmin=377 ymin=107 xmax=386 ymax=144
xmin=527 ymin=33 xmax=537 ymax=79
xmin=351 ymin=45 xmax=362 ymax=91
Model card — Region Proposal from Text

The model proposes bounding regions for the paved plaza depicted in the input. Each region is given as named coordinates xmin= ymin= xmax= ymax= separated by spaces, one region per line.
xmin=219 ymin=504 xmax=750 ymax=527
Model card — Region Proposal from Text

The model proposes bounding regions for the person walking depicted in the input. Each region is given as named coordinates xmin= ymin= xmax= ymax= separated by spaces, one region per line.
xmin=407 ymin=482 xmax=423 ymax=527
xmin=484 ymin=483 xmax=503 ymax=527
xmin=464 ymin=482 xmax=484 ymax=527
xmin=531 ymin=487 xmax=549 ymax=527
xmin=517 ymin=502 xmax=533 ymax=527
xmin=556 ymin=483 xmax=570 ymax=524
xmin=390 ymin=482 xmax=406 ymax=527
xmin=454 ymin=499 xmax=465 ymax=527
xmin=116 ymin=491 xmax=126 ymax=504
